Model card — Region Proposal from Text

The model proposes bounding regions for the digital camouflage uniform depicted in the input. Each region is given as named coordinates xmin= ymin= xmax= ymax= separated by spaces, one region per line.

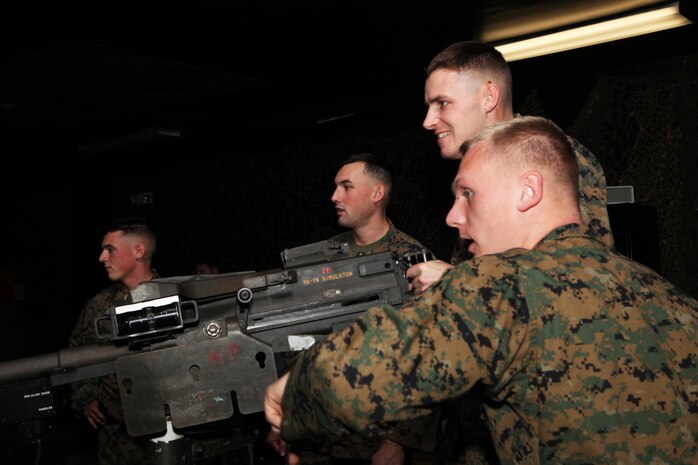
xmin=299 ymin=221 xmax=440 ymax=463
xmin=569 ymin=137 xmax=613 ymax=248
xmin=280 ymin=224 xmax=698 ymax=465
xmin=69 ymin=271 xmax=159 ymax=465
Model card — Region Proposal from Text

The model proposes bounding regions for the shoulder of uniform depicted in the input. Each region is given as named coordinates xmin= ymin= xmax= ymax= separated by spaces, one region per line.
xmin=450 ymin=249 xmax=528 ymax=279
xmin=88 ymin=282 xmax=127 ymax=303
xmin=390 ymin=226 xmax=421 ymax=244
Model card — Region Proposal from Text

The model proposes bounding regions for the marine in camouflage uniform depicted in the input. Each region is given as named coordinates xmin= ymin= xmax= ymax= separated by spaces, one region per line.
xmin=272 ymin=117 xmax=697 ymax=465
xmin=69 ymin=272 xmax=159 ymax=465
xmin=443 ymin=134 xmax=615 ymax=465
xmin=69 ymin=217 xmax=158 ymax=465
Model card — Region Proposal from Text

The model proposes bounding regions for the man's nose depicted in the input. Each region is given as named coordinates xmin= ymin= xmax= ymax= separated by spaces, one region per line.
xmin=446 ymin=200 xmax=464 ymax=229
xmin=423 ymin=107 xmax=437 ymax=130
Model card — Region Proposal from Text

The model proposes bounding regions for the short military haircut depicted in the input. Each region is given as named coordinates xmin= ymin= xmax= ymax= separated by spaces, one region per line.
xmin=426 ymin=41 xmax=509 ymax=77
xmin=461 ymin=116 xmax=579 ymax=197
xmin=340 ymin=152 xmax=393 ymax=199
xmin=426 ymin=41 xmax=513 ymax=106
xmin=105 ymin=216 xmax=157 ymax=260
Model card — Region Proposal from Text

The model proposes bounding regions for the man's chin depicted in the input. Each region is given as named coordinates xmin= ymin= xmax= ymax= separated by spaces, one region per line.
xmin=441 ymin=150 xmax=462 ymax=160
xmin=437 ymin=138 xmax=461 ymax=160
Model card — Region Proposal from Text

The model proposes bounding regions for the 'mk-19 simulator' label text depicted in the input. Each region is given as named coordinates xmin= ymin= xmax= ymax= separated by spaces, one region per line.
xmin=302 ymin=266 xmax=354 ymax=285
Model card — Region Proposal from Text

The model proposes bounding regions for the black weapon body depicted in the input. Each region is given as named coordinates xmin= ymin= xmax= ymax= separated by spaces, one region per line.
xmin=0 ymin=251 xmax=411 ymax=438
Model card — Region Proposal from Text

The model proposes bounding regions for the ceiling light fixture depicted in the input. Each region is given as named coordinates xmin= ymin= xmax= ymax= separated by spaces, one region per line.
xmin=480 ymin=1 xmax=692 ymax=61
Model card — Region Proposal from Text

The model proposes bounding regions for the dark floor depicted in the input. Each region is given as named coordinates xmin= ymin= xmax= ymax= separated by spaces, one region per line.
xmin=0 ymin=416 xmax=283 ymax=465
xmin=1 ymin=409 xmax=446 ymax=465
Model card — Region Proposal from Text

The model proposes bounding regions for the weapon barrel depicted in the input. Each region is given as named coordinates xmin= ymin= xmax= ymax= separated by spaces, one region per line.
xmin=0 ymin=343 xmax=132 ymax=384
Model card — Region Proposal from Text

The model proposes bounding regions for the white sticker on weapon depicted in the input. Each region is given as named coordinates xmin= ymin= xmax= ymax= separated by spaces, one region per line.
xmin=288 ymin=335 xmax=317 ymax=351
xmin=114 ymin=295 xmax=180 ymax=314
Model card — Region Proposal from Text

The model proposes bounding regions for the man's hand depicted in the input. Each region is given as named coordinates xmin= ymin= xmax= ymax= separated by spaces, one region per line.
xmin=83 ymin=400 xmax=106 ymax=429
xmin=264 ymin=372 xmax=289 ymax=431
xmin=265 ymin=377 xmax=301 ymax=465
xmin=372 ymin=439 xmax=405 ymax=465
xmin=406 ymin=260 xmax=453 ymax=295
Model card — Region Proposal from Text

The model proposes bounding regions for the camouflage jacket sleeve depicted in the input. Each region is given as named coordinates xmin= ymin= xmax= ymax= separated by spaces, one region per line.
xmin=295 ymin=226 xmax=440 ymax=457
xmin=570 ymin=137 xmax=614 ymax=248
xmin=316 ymin=409 xmax=440 ymax=459
xmin=280 ymin=256 xmax=527 ymax=447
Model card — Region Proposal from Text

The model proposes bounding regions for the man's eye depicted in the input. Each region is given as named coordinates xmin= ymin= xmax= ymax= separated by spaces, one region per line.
xmin=464 ymin=189 xmax=473 ymax=199
xmin=439 ymin=101 xmax=448 ymax=108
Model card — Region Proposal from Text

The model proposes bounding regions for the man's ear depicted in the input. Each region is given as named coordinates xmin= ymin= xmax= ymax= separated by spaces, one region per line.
xmin=373 ymin=184 xmax=386 ymax=203
xmin=484 ymin=82 xmax=500 ymax=113
xmin=134 ymin=243 xmax=145 ymax=260
xmin=518 ymin=172 xmax=543 ymax=212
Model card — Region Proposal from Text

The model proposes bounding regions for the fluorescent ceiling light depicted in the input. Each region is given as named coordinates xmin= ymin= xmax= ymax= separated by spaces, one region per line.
xmin=493 ymin=2 xmax=691 ymax=61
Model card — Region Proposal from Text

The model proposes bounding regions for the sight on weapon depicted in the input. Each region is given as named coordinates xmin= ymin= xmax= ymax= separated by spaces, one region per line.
xmin=400 ymin=249 xmax=434 ymax=267
xmin=280 ymin=239 xmax=349 ymax=268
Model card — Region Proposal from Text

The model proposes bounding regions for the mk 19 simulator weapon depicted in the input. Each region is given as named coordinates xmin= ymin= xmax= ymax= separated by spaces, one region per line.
xmin=0 ymin=244 xmax=419 ymax=441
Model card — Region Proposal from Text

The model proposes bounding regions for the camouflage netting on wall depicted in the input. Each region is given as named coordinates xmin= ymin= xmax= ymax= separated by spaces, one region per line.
xmin=517 ymin=56 xmax=698 ymax=298
xmin=567 ymin=57 xmax=698 ymax=298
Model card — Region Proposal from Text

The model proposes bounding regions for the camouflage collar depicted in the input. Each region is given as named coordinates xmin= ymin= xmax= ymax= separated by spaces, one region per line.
xmin=349 ymin=220 xmax=397 ymax=255
xmin=537 ymin=223 xmax=585 ymax=247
